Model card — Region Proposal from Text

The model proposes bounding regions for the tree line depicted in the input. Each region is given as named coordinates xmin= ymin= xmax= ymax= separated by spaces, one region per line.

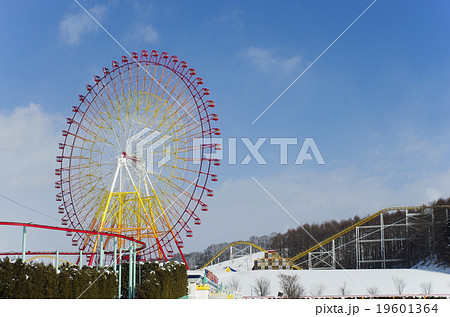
xmin=0 ymin=258 xmax=116 ymax=298
xmin=184 ymin=198 xmax=450 ymax=269
xmin=0 ymin=258 xmax=187 ymax=299
xmin=120 ymin=261 xmax=187 ymax=299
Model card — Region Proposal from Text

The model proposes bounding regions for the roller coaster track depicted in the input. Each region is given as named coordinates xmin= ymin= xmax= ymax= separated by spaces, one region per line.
xmin=25 ymin=255 xmax=75 ymax=265
xmin=0 ymin=221 xmax=146 ymax=258
xmin=289 ymin=205 xmax=450 ymax=263
xmin=200 ymin=241 xmax=266 ymax=269
xmin=200 ymin=205 xmax=450 ymax=271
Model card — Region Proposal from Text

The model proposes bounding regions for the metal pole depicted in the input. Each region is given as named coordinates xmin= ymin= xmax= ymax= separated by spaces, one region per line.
xmin=332 ymin=239 xmax=336 ymax=270
xmin=113 ymin=237 xmax=118 ymax=273
xmin=406 ymin=209 xmax=410 ymax=266
xmin=118 ymin=248 xmax=122 ymax=299
xmin=249 ymin=245 xmax=252 ymax=269
xmin=380 ymin=213 xmax=386 ymax=269
xmin=139 ymin=252 xmax=142 ymax=285
xmin=55 ymin=250 xmax=59 ymax=272
xmin=356 ymin=227 xmax=359 ymax=269
xmin=99 ymin=235 xmax=104 ymax=268
xmin=128 ymin=244 xmax=133 ymax=299
xmin=21 ymin=226 xmax=27 ymax=261
xmin=133 ymin=243 xmax=137 ymax=299
xmin=79 ymin=249 xmax=83 ymax=269
xmin=431 ymin=209 xmax=435 ymax=253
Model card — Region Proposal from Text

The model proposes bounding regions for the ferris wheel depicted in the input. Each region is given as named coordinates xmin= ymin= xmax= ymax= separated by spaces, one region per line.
xmin=55 ymin=50 xmax=220 ymax=266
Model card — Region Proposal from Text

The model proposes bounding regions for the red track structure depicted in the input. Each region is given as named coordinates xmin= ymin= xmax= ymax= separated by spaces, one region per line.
xmin=0 ymin=221 xmax=145 ymax=263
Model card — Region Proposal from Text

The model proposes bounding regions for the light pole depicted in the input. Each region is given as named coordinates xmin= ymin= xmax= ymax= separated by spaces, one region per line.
xmin=118 ymin=248 xmax=122 ymax=299
xmin=21 ymin=226 xmax=27 ymax=261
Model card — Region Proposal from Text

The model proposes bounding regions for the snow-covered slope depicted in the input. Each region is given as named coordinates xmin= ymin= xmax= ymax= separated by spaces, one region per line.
xmin=205 ymin=253 xmax=450 ymax=297
xmin=207 ymin=251 xmax=265 ymax=273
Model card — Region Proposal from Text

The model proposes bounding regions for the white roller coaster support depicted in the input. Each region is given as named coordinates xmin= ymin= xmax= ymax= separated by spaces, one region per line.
xmin=113 ymin=237 xmax=118 ymax=273
xmin=380 ymin=213 xmax=385 ymax=269
xmin=332 ymin=239 xmax=336 ymax=270
xmin=55 ymin=250 xmax=59 ymax=272
xmin=21 ymin=226 xmax=26 ymax=261
xmin=356 ymin=227 xmax=360 ymax=269
xmin=99 ymin=235 xmax=104 ymax=268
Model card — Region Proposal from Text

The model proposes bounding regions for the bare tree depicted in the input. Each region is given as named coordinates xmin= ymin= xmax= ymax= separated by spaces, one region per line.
xmin=227 ymin=277 xmax=240 ymax=293
xmin=366 ymin=286 xmax=379 ymax=296
xmin=338 ymin=282 xmax=351 ymax=296
xmin=254 ymin=276 xmax=271 ymax=296
xmin=392 ymin=276 xmax=406 ymax=295
xmin=278 ymin=273 xmax=305 ymax=298
xmin=310 ymin=283 xmax=326 ymax=296
xmin=420 ymin=282 xmax=433 ymax=295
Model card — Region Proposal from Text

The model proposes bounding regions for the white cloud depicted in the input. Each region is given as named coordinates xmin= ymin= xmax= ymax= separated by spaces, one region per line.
xmin=209 ymin=8 xmax=244 ymax=29
xmin=133 ymin=24 xmax=159 ymax=44
xmin=242 ymin=47 xmax=301 ymax=73
xmin=0 ymin=103 xmax=63 ymax=214
xmin=0 ymin=103 xmax=62 ymax=187
xmin=0 ymin=103 xmax=69 ymax=251
xmin=58 ymin=5 xmax=107 ymax=46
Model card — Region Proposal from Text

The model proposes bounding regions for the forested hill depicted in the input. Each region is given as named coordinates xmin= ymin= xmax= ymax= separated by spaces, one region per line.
xmin=181 ymin=198 xmax=450 ymax=270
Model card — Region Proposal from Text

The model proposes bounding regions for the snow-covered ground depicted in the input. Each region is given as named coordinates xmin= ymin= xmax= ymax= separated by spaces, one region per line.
xmin=412 ymin=257 xmax=450 ymax=274
xmin=206 ymin=252 xmax=450 ymax=297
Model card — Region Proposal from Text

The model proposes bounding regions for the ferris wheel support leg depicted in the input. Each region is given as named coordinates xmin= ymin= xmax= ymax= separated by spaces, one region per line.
xmin=21 ymin=226 xmax=27 ymax=262
xmin=125 ymin=165 xmax=166 ymax=262
xmin=144 ymin=175 xmax=178 ymax=264
xmin=90 ymin=161 xmax=122 ymax=264
xmin=156 ymin=239 xmax=168 ymax=262
xmin=176 ymin=245 xmax=190 ymax=270
xmin=88 ymin=253 xmax=95 ymax=267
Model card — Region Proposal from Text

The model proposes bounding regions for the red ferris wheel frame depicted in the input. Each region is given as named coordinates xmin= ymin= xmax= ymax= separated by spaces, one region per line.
xmin=56 ymin=50 xmax=220 ymax=264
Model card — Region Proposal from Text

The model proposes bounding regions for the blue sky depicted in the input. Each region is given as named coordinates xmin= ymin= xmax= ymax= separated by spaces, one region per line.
xmin=0 ymin=0 xmax=449 ymax=254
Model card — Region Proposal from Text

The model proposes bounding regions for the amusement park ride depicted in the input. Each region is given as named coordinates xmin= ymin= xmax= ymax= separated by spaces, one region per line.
xmin=0 ymin=50 xmax=220 ymax=272
xmin=199 ymin=205 xmax=450 ymax=271
xmin=1 ymin=50 xmax=449 ymax=300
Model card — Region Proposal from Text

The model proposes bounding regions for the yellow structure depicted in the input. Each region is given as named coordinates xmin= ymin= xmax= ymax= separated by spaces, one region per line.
xmin=289 ymin=205 xmax=439 ymax=262
xmin=200 ymin=241 xmax=266 ymax=269
xmin=25 ymin=255 xmax=74 ymax=265
xmin=253 ymin=251 xmax=294 ymax=270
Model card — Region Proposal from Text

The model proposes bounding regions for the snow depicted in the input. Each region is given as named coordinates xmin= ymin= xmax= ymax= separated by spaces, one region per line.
xmin=205 ymin=252 xmax=450 ymax=297
xmin=411 ymin=257 xmax=450 ymax=274
xmin=208 ymin=251 xmax=265 ymax=273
